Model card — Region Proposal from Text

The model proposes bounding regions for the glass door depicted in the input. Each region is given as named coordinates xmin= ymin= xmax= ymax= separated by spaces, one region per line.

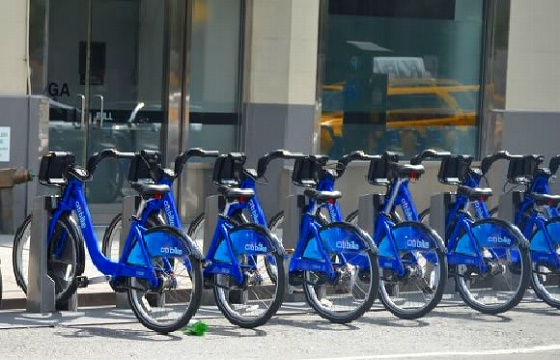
xmin=46 ymin=0 xmax=166 ymax=222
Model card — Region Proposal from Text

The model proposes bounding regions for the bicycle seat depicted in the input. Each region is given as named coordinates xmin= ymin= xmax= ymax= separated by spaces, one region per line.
xmin=303 ymin=189 xmax=342 ymax=202
xmin=527 ymin=193 xmax=560 ymax=207
xmin=131 ymin=183 xmax=170 ymax=199
xmin=394 ymin=164 xmax=425 ymax=179
xmin=218 ymin=187 xmax=255 ymax=202
xmin=457 ymin=185 xmax=492 ymax=200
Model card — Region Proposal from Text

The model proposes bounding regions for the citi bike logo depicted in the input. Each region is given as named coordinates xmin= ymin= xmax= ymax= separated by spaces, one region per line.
xmin=248 ymin=199 xmax=258 ymax=221
xmin=401 ymin=198 xmax=412 ymax=220
xmin=407 ymin=238 xmax=431 ymax=249
xmin=245 ymin=242 xmax=267 ymax=252
xmin=160 ymin=246 xmax=183 ymax=255
xmin=336 ymin=240 xmax=360 ymax=250
xmin=488 ymin=236 xmax=512 ymax=245
xmin=75 ymin=201 xmax=86 ymax=229
xmin=163 ymin=200 xmax=176 ymax=226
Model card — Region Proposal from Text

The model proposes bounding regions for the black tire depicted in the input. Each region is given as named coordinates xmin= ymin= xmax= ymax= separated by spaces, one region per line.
xmin=127 ymin=225 xmax=203 ymax=334
xmin=346 ymin=209 xmax=402 ymax=226
xmin=453 ymin=218 xmax=531 ymax=314
xmin=378 ymin=221 xmax=448 ymax=319
xmin=212 ymin=223 xmax=285 ymax=328
xmin=529 ymin=218 xmax=560 ymax=309
xmin=47 ymin=215 xmax=85 ymax=307
xmin=102 ymin=212 xmax=165 ymax=261
xmin=419 ymin=208 xmax=430 ymax=224
xmin=12 ymin=214 xmax=32 ymax=294
xmin=301 ymin=222 xmax=379 ymax=323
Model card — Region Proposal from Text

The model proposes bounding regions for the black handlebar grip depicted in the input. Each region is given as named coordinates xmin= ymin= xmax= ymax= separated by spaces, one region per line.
xmin=256 ymin=149 xmax=305 ymax=178
xmin=87 ymin=149 xmax=135 ymax=174
xmin=174 ymin=148 xmax=220 ymax=176
xmin=410 ymin=149 xmax=451 ymax=165
xmin=549 ymin=155 xmax=560 ymax=175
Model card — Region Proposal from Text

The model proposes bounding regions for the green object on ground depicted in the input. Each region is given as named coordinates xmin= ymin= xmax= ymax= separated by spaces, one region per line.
xmin=183 ymin=320 xmax=208 ymax=336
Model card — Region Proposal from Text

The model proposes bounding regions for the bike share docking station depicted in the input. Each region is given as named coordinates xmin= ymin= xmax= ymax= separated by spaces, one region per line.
xmin=428 ymin=192 xmax=456 ymax=293
xmin=283 ymin=192 xmax=308 ymax=300
xmin=27 ymin=194 xmax=141 ymax=313
xmin=497 ymin=191 xmax=524 ymax=223
xmin=27 ymin=195 xmax=77 ymax=313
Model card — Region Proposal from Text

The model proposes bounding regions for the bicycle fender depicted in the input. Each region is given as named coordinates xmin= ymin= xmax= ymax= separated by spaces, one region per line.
xmin=142 ymin=226 xmax=204 ymax=261
xmin=471 ymin=218 xmax=529 ymax=250
xmin=319 ymin=222 xmax=379 ymax=255
xmin=393 ymin=221 xmax=447 ymax=252
xmin=229 ymin=223 xmax=286 ymax=256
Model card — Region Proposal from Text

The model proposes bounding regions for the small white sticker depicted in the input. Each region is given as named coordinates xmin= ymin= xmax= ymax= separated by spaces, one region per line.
xmin=0 ymin=127 xmax=10 ymax=162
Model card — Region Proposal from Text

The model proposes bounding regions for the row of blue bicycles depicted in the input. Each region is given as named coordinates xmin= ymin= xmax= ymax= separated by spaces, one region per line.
xmin=8 ymin=146 xmax=560 ymax=334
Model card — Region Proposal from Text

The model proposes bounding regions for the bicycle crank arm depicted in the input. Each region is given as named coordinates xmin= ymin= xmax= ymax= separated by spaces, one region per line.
xmin=77 ymin=275 xmax=112 ymax=288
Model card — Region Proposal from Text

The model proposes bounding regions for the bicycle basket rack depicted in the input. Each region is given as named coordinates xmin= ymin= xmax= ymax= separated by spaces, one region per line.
xmin=437 ymin=155 xmax=473 ymax=184
xmin=128 ymin=151 xmax=162 ymax=183
xmin=507 ymin=155 xmax=541 ymax=184
xmin=38 ymin=151 xmax=76 ymax=186
xmin=367 ymin=152 xmax=399 ymax=185
xmin=212 ymin=153 xmax=246 ymax=186
xmin=292 ymin=156 xmax=325 ymax=187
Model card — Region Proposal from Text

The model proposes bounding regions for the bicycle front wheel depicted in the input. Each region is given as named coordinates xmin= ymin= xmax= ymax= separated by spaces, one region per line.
xmin=212 ymin=224 xmax=285 ymax=328
xmin=453 ymin=218 xmax=530 ymax=314
xmin=128 ymin=225 xmax=203 ymax=334
xmin=378 ymin=221 xmax=447 ymax=319
xmin=302 ymin=223 xmax=379 ymax=323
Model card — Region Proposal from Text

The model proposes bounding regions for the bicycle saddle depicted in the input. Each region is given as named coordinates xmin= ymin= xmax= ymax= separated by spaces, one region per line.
xmin=303 ymin=189 xmax=342 ymax=202
xmin=131 ymin=183 xmax=170 ymax=199
xmin=457 ymin=185 xmax=492 ymax=200
xmin=527 ymin=193 xmax=560 ymax=207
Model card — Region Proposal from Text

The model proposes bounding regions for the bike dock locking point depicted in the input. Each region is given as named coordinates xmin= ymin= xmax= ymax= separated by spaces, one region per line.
xmin=429 ymin=192 xmax=456 ymax=293
xmin=116 ymin=195 xmax=141 ymax=308
xmin=26 ymin=196 xmax=57 ymax=313
xmin=357 ymin=193 xmax=384 ymax=235
xmin=283 ymin=194 xmax=304 ymax=301
xmin=498 ymin=191 xmax=524 ymax=223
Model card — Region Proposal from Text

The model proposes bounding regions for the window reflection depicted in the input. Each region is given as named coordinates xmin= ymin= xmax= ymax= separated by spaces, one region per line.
xmin=320 ymin=0 xmax=483 ymax=159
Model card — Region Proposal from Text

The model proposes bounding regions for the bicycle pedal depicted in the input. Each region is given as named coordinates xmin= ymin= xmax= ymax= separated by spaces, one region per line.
xmin=289 ymin=271 xmax=304 ymax=286
xmin=203 ymin=275 xmax=214 ymax=289
xmin=78 ymin=275 xmax=112 ymax=288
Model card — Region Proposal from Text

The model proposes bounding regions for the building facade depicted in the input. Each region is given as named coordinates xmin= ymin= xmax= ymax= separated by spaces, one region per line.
xmin=0 ymin=0 xmax=559 ymax=226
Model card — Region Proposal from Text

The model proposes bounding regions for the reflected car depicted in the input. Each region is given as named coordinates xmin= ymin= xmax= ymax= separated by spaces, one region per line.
xmin=320 ymin=79 xmax=479 ymax=155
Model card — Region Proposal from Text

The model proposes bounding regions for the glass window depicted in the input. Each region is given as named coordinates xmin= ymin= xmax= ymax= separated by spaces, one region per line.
xmin=187 ymin=0 xmax=242 ymax=153
xmin=319 ymin=0 xmax=483 ymax=159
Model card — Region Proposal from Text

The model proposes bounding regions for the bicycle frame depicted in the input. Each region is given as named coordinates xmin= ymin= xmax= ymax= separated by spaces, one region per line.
xmin=50 ymin=178 xmax=171 ymax=288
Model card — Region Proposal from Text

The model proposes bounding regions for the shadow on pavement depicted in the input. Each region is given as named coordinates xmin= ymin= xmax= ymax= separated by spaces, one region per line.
xmin=206 ymin=324 xmax=267 ymax=338
xmin=427 ymin=308 xmax=512 ymax=323
xmin=357 ymin=313 xmax=430 ymax=328
xmin=266 ymin=315 xmax=361 ymax=331
xmin=53 ymin=325 xmax=183 ymax=341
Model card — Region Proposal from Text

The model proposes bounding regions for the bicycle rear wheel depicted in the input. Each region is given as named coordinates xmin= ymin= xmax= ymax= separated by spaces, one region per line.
xmin=301 ymin=223 xmax=379 ymax=323
xmin=13 ymin=214 xmax=32 ymax=294
xmin=453 ymin=218 xmax=530 ymax=314
xmin=378 ymin=222 xmax=447 ymax=319
xmin=212 ymin=224 xmax=285 ymax=328
xmin=128 ymin=225 xmax=203 ymax=334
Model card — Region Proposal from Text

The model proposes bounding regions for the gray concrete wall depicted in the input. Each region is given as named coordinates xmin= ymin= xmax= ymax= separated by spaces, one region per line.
xmin=0 ymin=96 xmax=50 ymax=232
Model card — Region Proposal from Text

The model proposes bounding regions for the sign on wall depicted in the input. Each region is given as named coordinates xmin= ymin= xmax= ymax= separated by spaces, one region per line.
xmin=0 ymin=127 xmax=11 ymax=162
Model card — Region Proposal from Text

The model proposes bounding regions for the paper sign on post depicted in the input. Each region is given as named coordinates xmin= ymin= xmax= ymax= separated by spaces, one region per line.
xmin=0 ymin=127 xmax=11 ymax=162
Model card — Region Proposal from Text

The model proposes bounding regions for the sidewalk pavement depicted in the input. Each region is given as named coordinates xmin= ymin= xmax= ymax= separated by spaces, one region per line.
xmin=0 ymin=229 xmax=118 ymax=311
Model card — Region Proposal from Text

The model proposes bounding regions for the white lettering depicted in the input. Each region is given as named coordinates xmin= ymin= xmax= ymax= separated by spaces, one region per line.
xmin=487 ymin=236 xmax=512 ymax=245
xmin=245 ymin=242 xmax=268 ymax=252
xmin=160 ymin=246 xmax=184 ymax=255
xmin=335 ymin=240 xmax=360 ymax=250
xmin=406 ymin=238 xmax=431 ymax=249
xmin=164 ymin=200 xmax=176 ymax=226
xmin=75 ymin=201 xmax=87 ymax=229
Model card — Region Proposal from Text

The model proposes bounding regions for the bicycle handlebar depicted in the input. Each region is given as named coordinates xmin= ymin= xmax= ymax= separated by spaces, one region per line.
xmin=174 ymin=148 xmax=220 ymax=177
xmin=87 ymin=148 xmax=136 ymax=174
xmin=336 ymin=150 xmax=379 ymax=178
xmin=410 ymin=149 xmax=452 ymax=165
xmin=479 ymin=150 xmax=512 ymax=174
xmin=256 ymin=149 xmax=305 ymax=178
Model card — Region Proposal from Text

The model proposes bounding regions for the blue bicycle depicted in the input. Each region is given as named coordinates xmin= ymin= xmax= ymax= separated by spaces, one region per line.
xmin=419 ymin=150 xmax=531 ymax=314
xmin=346 ymin=151 xmax=448 ymax=319
xmin=187 ymin=150 xmax=377 ymax=323
xmin=284 ymin=153 xmax=379 ymax=323
xmin=24 ymin=149 xmax=204 ymax=333
xmin=491 ymin=154 xmax=560 ymax=309
xmin=104 ymin=149 xmax=285 ymax=328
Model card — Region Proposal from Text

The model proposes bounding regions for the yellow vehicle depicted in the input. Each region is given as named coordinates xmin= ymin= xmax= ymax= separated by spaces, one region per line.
xmin=320 ymin=79 xmax=479 ymax=154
